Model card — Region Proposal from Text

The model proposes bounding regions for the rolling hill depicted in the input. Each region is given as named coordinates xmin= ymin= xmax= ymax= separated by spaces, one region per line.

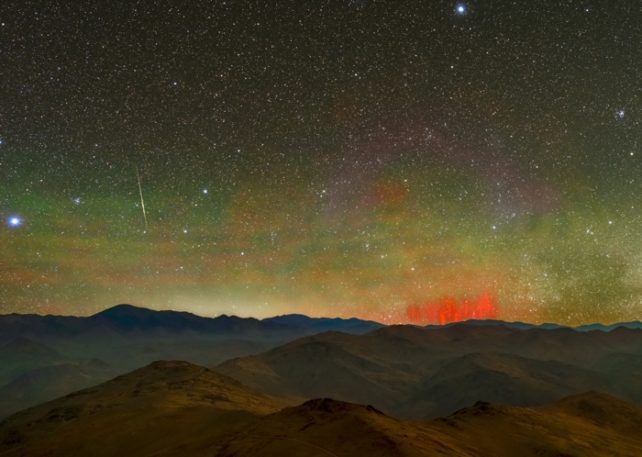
xmin=0 ymin=360 xmax=289 ymax=457
xmin=217 ymin=323 xmax=642 ymax=418
xmin=0 ymin=305 xmax=382 ymax=418
xmin=1 ymin=360 xmax=641 ymax=456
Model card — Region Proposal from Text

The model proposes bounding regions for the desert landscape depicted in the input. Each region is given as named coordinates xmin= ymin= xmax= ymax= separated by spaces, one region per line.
xmin=1 ymin=306 xmax=642 ymax=456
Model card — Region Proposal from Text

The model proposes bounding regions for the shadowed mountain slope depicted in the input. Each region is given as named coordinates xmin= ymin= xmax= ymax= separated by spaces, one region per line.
xmin=430 ymin=391 xmax=642 ymax=457
xmin=216 ymin=398 xmax=466 ymax=457
xmin=0 ymin=305 xmax=382 ymax=418
xmin=0 ymin=370 xmax=642 ymax=457
xmin=0 ymin=361 xmax=290 ymax=457
xmin=0 ymin=361 xmax=112 ymax=419
xmin=218 ymin=324 xmax=642 ymax=418
xmin=0 ymin=337 xmax=66 ymax=384
xmin=217 ymin=392 xmax=642 ymax=457
xmin=401 ymin=351 xmax=611 ymax=417
xmin=3 ymin=368 xmax=641 ymax=457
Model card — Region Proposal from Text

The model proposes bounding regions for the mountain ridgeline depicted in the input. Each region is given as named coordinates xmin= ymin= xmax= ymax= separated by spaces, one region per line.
xmin=0 ymin=305 xmax=382 ymax=418
xmin=1 ymin=361 xmax=642 ymax=456
xmin=1 ymin=305 xmax=642 ymax=455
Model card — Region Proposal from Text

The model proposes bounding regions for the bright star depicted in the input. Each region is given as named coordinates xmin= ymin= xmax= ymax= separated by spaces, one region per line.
xmin=7 ymin=216 xmax=23 ymax=228
xmin=455 ymin=3 xmax=467 ymax=15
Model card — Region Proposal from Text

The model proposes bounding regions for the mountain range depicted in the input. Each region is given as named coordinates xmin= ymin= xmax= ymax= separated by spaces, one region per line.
xmin=1 ymin=360 xmax=641 ymax=456
xmin=2 ymin=304 xmax=642 ymax=455
xmin=0 ymin=304 xmax=382 ymax=418
xmin=0 ymin=304 xmax=383 ymax=341
xmin=217 ymin=323 xmax=642 ymax=418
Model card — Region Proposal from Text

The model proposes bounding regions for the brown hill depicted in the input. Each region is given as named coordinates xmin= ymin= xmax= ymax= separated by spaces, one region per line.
xmin=0 ymin=360 xmax=289 ymax=457
xmin=2 ymin=359 xmax=642 ymax=457
xmin=431 ymin=391 xmax=642 ymax=457
xmin=211 ymin=392 xmax=642 ymax=457
xmin=546 ymin=390 xmax=642 ymax=435
xmin=216 ymin=397 xmax=466 ymax=457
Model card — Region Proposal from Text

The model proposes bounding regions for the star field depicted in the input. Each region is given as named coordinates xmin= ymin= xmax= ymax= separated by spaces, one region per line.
xmin=0 ymin=1 xmax=640 ymax=324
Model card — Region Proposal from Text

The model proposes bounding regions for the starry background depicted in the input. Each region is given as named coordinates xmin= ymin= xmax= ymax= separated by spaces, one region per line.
xmin=0 ymin=0 xmax=640 ymax=324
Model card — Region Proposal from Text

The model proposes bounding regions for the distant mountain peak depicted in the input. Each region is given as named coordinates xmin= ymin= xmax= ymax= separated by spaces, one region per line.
xmin=91 ymin=304 xmax=156 ymax=317
xmin=88 ymin=304 xmax=208 ymax=332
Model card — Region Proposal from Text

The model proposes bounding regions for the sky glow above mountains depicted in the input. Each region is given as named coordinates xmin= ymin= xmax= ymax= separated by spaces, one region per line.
xmin=1 ymin=1 xmax=640 ymax=324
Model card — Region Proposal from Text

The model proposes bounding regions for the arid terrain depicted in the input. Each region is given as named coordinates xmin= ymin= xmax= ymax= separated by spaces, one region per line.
xmin=1 ymin=361 xmax=642 ymax=456
xmin=0 ymin=305 xmax=381 ymax=417
xmin=1 ymin=306 xmax=642 ymax=456
xmin=217 ymin=321 xmax=642 ymax=418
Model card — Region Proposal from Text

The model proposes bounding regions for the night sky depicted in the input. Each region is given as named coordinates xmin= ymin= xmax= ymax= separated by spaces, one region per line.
xmin=1 ymin=1 xmax=640 ymax=325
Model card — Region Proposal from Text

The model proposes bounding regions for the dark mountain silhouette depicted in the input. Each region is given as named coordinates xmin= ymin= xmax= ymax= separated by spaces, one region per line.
xmin=89 ymin=304 xmax=269 ymax=334
xmin=88 ymin=305 xmax=384 ymax=336
xmin=0 ymin=304 xmax=383 ymax=341
xmin=575 ymin=321 xmax=642 ymax=332
xmin=264 ymin=313 xmax=383 ymax=334
xmin=431 ymin=319 xmax=642 ymax=332
xmin=0 ymin=305 xmax=382 ymax=419
xmin=0 ymin=314 xmax=86 ymax=341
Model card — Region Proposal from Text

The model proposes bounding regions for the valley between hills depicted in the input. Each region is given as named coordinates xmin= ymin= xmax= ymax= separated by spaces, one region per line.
xmin=1 ymin=304 xmax=642 ymax=456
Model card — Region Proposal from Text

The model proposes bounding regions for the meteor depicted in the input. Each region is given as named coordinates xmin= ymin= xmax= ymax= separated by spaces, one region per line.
xmin=136 ymin=166 xmax=148 ymax=231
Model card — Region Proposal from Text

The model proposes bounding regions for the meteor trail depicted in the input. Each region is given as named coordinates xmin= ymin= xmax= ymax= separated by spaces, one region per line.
xmin=136 ymin=166 xmax=148 ymax=231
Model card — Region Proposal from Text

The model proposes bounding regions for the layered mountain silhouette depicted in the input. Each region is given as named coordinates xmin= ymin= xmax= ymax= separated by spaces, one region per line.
xmin=217 ymin=323 xmax=642 ymax=417
xmin=2 ymin=305 xmax=642 ymax=455
xmin=0 ymin=304 xmax=383 ymax=340
xmin=1 ymin=361 xmax=641 ymax=456
xmin=0 ymin=305 xmax=382 ymax=417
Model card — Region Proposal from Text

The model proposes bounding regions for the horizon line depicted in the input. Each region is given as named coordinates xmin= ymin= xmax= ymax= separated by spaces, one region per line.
xmin=1 ymin=303 xmax=640 ymax=329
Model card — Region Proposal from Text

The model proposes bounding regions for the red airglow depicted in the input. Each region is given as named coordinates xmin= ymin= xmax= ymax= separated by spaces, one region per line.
xmin=406 ymin=291 xmax=498 ymax=324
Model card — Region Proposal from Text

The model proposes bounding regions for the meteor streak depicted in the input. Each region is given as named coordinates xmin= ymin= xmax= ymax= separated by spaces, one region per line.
xmin=136 ymin=167 xmax=148 ymax=231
